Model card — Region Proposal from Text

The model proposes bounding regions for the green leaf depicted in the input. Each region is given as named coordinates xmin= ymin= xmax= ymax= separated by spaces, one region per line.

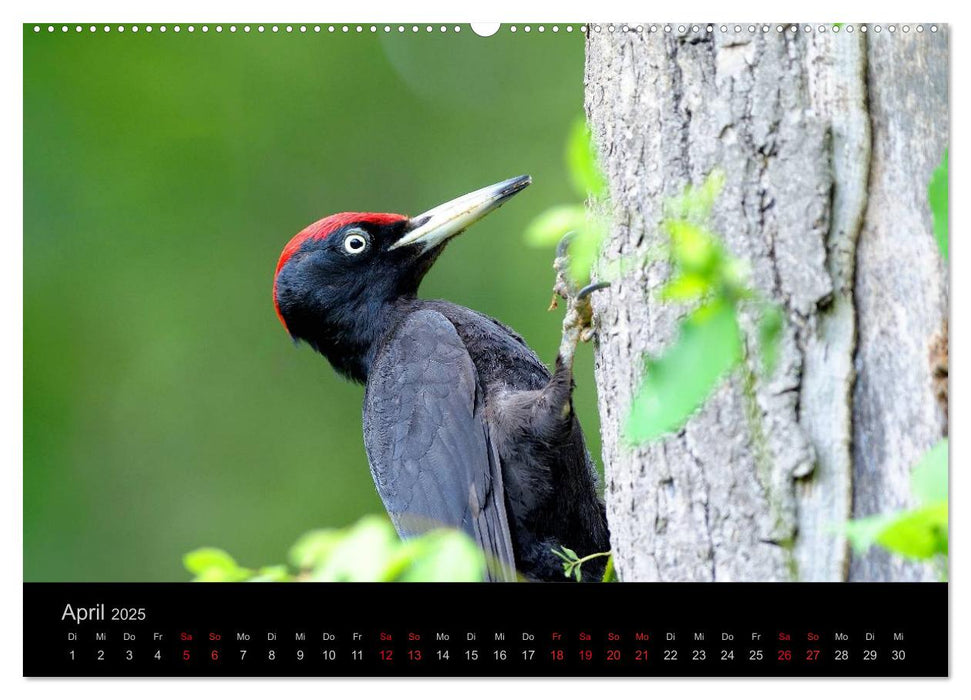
xmin=565 ymin=118 xmax=607 ymax=199
xmin=911 ymin=438 xmax=948 ymax=505
xmin=844 ymin=514 xmax=898 ymax=553
xmin=601 ymin=554 xmax=616 ymax=583
xmin=574 ymin=567 xmax=582 ymax=582
xmin=928 ymin=149 xmax=948 ymax=260
xmin=664 ymin=220 xmax=721 ymax=275
xmin=659 ymin=273 xmax=712 ymax=302
xmin=757 ymin=304 xmax=784 ymax=376
xmin=877 ymin=503 xmax=948 ymax=559
xmin=394 ymin=530 xmax=486 ymax=582
xmin=844 ymin=440 xmax=949 ymax=562
xmin=183 ymin=548 xmax=252 ymax=582
xmin=560 ymin=546 xmax=579 ymax=561
xmin=625 ymin=300 xmax=743 ymax=442
xmin=288 ymin=529 xmax=344 ymax=571
xmin=523 ymin=205 xmax=587 ymax=248
xmin=249 ymin=565 xmax=292 ymax=582
xmin=305 ymin=515 xmax=400 ymax=582
xmin=183 ymin=547 xmax=237 ymax=575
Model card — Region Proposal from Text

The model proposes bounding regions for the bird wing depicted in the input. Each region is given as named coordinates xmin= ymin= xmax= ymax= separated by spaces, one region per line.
xmin=363 ymin=309 xmax=518 ymax=582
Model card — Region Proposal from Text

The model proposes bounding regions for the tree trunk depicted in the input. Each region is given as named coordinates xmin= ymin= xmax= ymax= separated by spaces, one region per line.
xmin=585 ymin=24 xmax=948 ymax=582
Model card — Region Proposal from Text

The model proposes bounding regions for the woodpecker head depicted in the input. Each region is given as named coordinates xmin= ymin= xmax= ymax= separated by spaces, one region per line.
xmin=273 ymin=175 xmax=531 ymax=380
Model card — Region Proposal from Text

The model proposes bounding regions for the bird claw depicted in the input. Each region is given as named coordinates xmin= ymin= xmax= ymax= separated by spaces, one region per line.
xmin=577 ymin=281 xmax=611 ymax=301
xmin=551 ymin=233 xmax=610 ymax=363
xmin=555 ymin=230 xmax=576 ymax=259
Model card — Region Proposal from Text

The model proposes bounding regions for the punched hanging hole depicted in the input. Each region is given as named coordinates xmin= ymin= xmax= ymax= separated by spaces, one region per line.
xmin=471 ymin=23 xmax=500 ymax=37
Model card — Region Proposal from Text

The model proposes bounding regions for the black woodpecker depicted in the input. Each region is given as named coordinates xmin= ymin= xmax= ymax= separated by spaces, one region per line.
xmin=273 ymin=176 xmax=610 ymax=581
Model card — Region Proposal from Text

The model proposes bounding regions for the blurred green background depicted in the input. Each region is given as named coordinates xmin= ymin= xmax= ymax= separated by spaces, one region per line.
xmin=23 ymin=25 xmax=598 ymax=581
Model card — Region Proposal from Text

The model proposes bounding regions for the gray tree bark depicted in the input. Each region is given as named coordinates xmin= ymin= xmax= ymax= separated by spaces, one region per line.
xmin=584 ymin=24 xmax=948 ymax=582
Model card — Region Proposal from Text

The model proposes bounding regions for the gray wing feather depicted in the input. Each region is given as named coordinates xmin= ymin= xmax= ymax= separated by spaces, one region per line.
xmin=363 ymin=310 xmax=517 ymax=581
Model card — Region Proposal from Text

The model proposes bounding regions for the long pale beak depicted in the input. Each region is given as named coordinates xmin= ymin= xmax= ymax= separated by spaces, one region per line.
xmin=389 ymin=175 xmax=532 ymax=252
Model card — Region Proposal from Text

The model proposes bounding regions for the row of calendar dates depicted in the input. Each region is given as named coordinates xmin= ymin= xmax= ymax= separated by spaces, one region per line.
xmin=65 ymin=645 xmax=909 ymax=664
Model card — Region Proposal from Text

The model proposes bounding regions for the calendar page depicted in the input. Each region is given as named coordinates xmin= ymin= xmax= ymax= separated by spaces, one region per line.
xmin=22 ymin=20 xmax=949 ymax=678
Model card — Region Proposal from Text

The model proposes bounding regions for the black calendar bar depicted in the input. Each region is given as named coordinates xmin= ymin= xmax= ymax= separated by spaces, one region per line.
xmin=24 ymin=582 xmax=947 ymax=677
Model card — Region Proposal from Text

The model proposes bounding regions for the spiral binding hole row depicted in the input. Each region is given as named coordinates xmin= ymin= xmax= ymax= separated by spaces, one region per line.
xmin=30 ymin=24 xmax=940 ymax=35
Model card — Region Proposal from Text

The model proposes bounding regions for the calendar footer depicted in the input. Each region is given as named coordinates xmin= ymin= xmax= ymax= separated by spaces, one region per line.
xmin=23 ymin=582 xmax=948 ymax=677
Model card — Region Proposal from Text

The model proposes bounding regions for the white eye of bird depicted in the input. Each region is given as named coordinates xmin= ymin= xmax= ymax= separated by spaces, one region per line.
xmin=343 ymin=231 xmax=369 ymax=255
